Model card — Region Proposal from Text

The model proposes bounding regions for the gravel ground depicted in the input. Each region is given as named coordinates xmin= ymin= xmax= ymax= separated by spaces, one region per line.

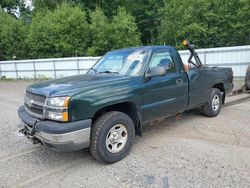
xmin=233 ymin=79 xmax=245 ymax=90
xmin=0 ymin=81 xmax=250 ymax=188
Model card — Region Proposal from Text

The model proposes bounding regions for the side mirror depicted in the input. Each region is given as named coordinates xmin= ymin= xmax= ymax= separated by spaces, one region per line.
xmin=146 ymin=66 xmax=166 ymax=78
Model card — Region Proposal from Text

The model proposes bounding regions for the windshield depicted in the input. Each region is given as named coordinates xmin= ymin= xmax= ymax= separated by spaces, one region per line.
xmin=89 ymin=49 xmax=148 ymax=76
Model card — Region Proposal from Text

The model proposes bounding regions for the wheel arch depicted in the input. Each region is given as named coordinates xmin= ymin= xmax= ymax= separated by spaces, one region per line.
xmin=212 ymin=83 xmax=225 ymax=104
xmin=92 ymin=102 xmax=142 ymax=136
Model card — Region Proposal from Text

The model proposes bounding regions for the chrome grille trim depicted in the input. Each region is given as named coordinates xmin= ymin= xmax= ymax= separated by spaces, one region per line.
xmin=26 ymin=92 xmax=46 ymax=104
xmin=24 ymin=92 xmax=46 ymax=119
xmin=24 ymin=104 xmax=43 ymax=119
xmin=24 ymin=97 xmax=44 ymax=109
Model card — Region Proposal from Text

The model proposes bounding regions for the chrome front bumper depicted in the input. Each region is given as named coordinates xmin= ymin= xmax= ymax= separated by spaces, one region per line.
xmin=35 ymin=127 xmax=91 ymax=152
xmin=36 ymin=128 xmax=90 ymax=144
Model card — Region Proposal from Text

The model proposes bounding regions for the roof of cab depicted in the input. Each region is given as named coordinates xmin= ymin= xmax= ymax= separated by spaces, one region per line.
xmin=109 ymin=46 xmax=176 ymax=53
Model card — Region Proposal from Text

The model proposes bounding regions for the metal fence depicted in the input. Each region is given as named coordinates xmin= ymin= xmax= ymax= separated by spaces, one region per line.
xmin=0 ymin=45 xmax=249 ymax=79
xmin=0 ymin=57 xmax=100 ymax=79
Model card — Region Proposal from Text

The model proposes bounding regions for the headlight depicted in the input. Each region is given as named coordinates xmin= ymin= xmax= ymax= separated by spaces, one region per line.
xmin=46 ymin=97 xmax=70 ymax=122
xmin=46 ymin=110 xmax=68 ymax=122
xmin=47 ymin=96 xmax=70 ymax=107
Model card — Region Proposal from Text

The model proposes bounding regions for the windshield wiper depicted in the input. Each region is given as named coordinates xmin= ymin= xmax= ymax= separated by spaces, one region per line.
xmin=98 ymin=71 xmax=119 ymax=75
xmin=88 ymin=67 xmax=98 ymax=75
xmin=89 ymin=67 xmax=97 ymax=73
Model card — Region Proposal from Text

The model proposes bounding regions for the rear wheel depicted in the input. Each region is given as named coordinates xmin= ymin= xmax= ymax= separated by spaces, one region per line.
xmin=202 ymin=88 xmax=222 ymax=117
xmin=90 ymin=111 xmax=135 ymax=163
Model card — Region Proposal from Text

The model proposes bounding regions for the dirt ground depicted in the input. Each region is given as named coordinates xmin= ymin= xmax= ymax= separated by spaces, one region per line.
xmin=0 ymin=81 xmax=249 ymax=188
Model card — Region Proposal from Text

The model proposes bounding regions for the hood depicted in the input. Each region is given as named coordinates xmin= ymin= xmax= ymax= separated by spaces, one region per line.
xmin=26 ymin=74 xmax=136 ymax=97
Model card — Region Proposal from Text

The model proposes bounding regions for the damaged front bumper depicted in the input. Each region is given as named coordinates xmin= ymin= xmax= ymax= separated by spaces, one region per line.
xmin=18 ymin=106 xmax=92 ymax=152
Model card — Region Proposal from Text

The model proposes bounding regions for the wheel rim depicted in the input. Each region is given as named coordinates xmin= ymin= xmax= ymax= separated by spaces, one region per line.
xmin=212 ymin=94 xmax=220 ymax=111
xmin=106 ymin=124 xmax=128 ymax=153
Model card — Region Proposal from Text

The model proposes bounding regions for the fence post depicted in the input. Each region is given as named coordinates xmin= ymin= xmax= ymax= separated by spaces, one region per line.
xmin=53 ymin=60 xmax=57 ymax=78
xmin=0 ymin=64 xmax=2 ymax=78
xmin=33 ymin=61 xmax=37 ymax=80
xmin=204 ymin=51 xmax=207 ymax=65
xmin=14 ymin=62 xmax=18 ymax=79
xmin=77 ymin=58 xmax=80 ymax=75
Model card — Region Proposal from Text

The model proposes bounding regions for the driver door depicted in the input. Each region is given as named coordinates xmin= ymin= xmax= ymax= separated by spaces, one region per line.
xmin=141 ymin=49 xmax=188 ymax=123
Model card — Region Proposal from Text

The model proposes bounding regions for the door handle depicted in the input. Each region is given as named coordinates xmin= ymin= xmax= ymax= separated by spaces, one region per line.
xmin=176 ymin=79 xmax=183 ymax=85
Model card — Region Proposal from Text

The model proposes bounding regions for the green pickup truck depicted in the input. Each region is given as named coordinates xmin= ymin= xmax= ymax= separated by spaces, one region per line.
xmin=18 ymin=42 xmax=233 ymax=163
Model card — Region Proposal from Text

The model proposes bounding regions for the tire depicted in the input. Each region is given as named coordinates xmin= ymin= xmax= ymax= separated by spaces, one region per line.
xmin=90 ymin=111 xmax=135 ymax=163
xmin=202 ymin=88 xmax=222 ymax=117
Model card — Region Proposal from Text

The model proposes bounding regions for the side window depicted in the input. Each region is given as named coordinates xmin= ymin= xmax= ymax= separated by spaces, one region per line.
xmin=149 ymin=51 xmax=177 ymax=73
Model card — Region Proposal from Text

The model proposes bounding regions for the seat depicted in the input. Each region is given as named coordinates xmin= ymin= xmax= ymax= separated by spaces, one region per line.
xmin=158 ymin=58 xmax=171 ymax=69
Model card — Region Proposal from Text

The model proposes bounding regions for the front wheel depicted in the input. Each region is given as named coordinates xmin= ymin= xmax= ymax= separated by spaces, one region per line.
xmin=90 ymin=111 xmax=135 ymax=163
xmin=202 ymin=88 xmax=222 ymax=117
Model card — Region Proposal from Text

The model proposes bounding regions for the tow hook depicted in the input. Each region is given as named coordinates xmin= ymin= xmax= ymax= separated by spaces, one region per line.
xmin=19 ymin=128 xmax=41 ymax=145
xmin=19 ymin=128 xmax=28 ymax=137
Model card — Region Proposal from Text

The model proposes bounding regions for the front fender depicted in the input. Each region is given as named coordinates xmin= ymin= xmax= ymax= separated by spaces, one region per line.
xmin=68 ymin=92 xmax=142 ymax=121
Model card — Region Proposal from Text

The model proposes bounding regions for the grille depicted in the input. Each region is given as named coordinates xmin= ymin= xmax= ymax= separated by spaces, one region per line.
xmin=24 ymin=92 xmax=46 ymax=118
xmin=25 ymin=92 xmax=46 ymax=104
xmin=24 ymin=103 xmax=43 ymax=116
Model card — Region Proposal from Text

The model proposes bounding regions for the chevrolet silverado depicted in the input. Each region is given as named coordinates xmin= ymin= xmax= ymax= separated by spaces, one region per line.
xmin=18 ymin=41 xmax=234 ymax=163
